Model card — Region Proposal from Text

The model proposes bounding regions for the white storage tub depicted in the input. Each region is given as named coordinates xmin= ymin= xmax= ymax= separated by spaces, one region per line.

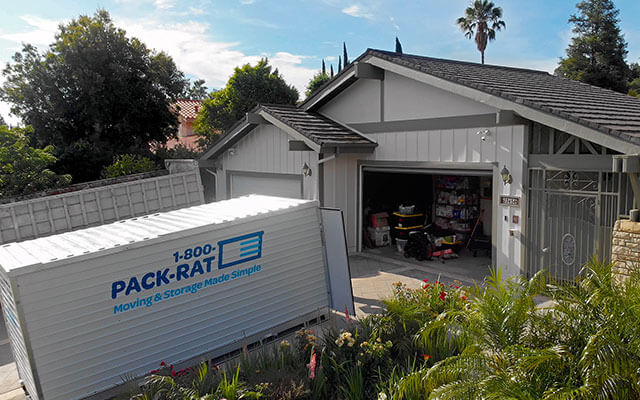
xmin=0 ymin=195 xmax=353 ymax=400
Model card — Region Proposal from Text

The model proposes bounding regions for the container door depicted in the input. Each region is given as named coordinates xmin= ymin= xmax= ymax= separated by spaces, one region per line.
xmin=320 ymin=208 xmax=355 ymax=315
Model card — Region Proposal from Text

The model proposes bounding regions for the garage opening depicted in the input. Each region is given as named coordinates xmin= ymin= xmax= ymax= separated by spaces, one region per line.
xmin=362 ymin=168 xmax=494 ymax=283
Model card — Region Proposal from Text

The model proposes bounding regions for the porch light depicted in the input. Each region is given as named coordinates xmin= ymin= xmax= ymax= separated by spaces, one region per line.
xmin=302 ymin=162 xmax=312 ymax=177
xmin=477 ymin=128 xmax=491 ymax=141
xmin=501 ymin=166 xmax=512 ymax=185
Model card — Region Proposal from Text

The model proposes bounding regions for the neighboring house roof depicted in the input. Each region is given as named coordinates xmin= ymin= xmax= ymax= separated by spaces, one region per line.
xmin=366 ymin=49 xmax=640 ymax=145
xmin=200 ymin=104 xmax=376 ymax=160
xmin=174 ymin=99 xmax=203 ymax=120
xmin=163 ymin=135 xmax=202 ymax=151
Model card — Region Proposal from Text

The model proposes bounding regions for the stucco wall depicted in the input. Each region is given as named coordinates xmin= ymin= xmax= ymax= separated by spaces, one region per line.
xmin=612 ymin=219 xmax=640 ymax=281
xmin=216 ymin=124 xmax=318 ymax=200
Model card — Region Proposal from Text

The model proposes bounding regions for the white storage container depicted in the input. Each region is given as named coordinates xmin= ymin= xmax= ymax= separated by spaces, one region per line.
xmin=367 ymin=226 xmax=390 ymax=247
xmin=0 ymin=195 xmax=354 ymax=400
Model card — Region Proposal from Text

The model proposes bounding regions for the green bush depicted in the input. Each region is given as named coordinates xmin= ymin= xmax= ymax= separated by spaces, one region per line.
xmin=120 ymin=260 xmax=640 ymax=400
xmin=0 ymin=125 xmax=71 ymax=197
xmin=101 ymin=154 xmax=157 ymax=178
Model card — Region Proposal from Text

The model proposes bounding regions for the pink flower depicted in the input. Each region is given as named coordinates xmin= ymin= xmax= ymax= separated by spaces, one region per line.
xmin=307 ymin=351 xmax=317 ymax=380
xmin=423 ymin=278 xmax=429 ymax=282
xmin=344 ymin=305 xmax=352 ymax=324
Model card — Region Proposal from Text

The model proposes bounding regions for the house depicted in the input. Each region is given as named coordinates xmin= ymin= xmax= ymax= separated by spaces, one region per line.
xmin=200 ymin=48 xmax=640 ymax=281
xmin=165 ymin=99 xmax=203 ymax=150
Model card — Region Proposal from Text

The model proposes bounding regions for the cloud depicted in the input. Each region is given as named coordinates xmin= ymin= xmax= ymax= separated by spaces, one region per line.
xmin=342 ymin=4 xmax=373 ymax=19
xmin=116 ymin=17 xmax=314 ymax=94
xmin=154 ymin=0 xmax=175 ymax=9
xmin=240 ymin=0 xmax=256 ymax=4
xmin=390 ymin=16 xmax=400 ymax=31
xmin=0 ymin=15 xmax=60 ymax=49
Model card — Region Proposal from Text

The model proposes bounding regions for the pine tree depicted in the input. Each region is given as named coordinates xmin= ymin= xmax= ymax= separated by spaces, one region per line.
xmin=330 ymin=64 xmax=334 ymax=77
xmin=555 ymin=0 xmax=630 ymax=93
xmin=395 ymin=37 xmax=403 ymax=54
xmin=338 ymin=56 xmax=342 ymax=72
xmin=322 ymin=59 xmax=326 ymax=75
xmin=343 ymin=42 xmax=349 ymax=65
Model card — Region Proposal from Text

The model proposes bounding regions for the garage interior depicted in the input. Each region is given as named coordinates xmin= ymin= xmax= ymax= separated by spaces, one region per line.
xmin=362 ymin=169 xmax=494 ymax=279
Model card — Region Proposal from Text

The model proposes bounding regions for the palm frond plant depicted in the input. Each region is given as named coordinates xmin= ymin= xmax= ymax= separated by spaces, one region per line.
xmin=456 ymin=0 xmax=506 ymax=64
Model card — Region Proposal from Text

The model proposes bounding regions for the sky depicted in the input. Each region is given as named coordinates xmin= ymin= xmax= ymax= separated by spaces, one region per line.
xmin=1 ymin=0 xmax=640 ymax=125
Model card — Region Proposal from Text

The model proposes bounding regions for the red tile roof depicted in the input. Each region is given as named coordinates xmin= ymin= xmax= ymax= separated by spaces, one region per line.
xmin=173 ymin=99 xmax=203 ymax=120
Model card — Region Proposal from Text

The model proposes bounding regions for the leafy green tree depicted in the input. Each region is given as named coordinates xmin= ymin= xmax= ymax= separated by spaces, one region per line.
xmin=456 ymin=0 xmax=506 ymax=64
xmin=343 ymin=42 xmax=349 ymax=65
xmin=184 ymin=79 xmax=209 ymax=100
xmin=0 ymin=125 xmax=71 ymax=198
xmin=556 ymin=0 xmax=630 ymax=93
xmin=305 ymin=72 xmax=331 ymax=98
xmin=193 ymin=59 xmax=298 ymax=146
xmin=101 ymin=154 xmax=157 ymax=178
xmin=1 ymin=10 xmax=187 ymax=183
xmin=629 ymin=63 xmax=640 ymax=97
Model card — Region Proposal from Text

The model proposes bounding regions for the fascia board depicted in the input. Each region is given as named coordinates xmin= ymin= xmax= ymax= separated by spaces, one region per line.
xmin=301 ymin=69 xmax=357 ymax=111
xmin=366 ymin=56 xmax=640 ymax=155
xmin=200 ymin=121 xmax=254 ymax=160
xmin=257 ymin=110 xmax=321 ymax=153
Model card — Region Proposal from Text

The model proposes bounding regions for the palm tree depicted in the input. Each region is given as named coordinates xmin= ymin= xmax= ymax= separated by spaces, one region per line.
xmin=456 ymin=0 xmax=505 ymax=64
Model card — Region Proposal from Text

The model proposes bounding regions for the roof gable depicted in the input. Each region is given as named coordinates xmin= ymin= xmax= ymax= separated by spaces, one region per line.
xmin=200 ymin=104 xmax=376 ymax=160
xmin=368 ymin=50 xmax=640 ymax=144
xmin=302 ymin=48 xmax=640 ymax=152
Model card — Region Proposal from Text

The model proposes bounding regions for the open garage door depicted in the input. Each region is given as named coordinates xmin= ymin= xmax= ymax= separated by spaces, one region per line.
xmin=229 ymin=172 xmax=303 ymax=199
xmin=360 ymin=165 xmax=495 ymax=284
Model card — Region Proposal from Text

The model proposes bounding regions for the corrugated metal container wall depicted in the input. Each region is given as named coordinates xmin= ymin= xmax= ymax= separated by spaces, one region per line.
xmin=0 ymin=271 xmax=38 ymax=396
xmin=0 ymin=169 xmax=204 ymax=245
xmin=0 ymin=195 xmax=329 ymax=400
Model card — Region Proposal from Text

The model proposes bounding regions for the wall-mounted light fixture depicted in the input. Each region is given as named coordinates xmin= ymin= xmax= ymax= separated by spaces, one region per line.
xmin=302 ymin=162 xmax=312 ymax=177
xmin=476 ymin=128 xmax=491 ymax=141
xmin=501 ymin=165 xmax=513 ymax=185
xmin=228 ymin=148 xmax=236 ymax=156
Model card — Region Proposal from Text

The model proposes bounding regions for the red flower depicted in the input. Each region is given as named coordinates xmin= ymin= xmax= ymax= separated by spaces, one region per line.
xmin=461 ymin=296 xmax=467 ymax=300
xmin=422 ymin=354 xmax=431 ymax=360
xmin=439 ymin=291 xmax=446 ymax=301
xmin=423 ymin=278 xmax=429 ymax=282
xmin=160 ymin=361 xmax=166 ymax=366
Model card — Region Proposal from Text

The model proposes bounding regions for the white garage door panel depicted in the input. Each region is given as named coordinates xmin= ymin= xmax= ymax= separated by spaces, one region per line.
xmin=230 ymin=173 xmax=303 ymax=199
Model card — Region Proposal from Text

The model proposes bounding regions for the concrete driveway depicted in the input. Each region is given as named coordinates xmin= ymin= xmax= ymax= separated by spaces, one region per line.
xmin=350 ymin=250 xmax=490 ymax=317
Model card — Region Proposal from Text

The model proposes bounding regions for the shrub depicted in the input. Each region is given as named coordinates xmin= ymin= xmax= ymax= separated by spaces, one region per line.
xmin=101 ymin=154 xmax=157 ymax=178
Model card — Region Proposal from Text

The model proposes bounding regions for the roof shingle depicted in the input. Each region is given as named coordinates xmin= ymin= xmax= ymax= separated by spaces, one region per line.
xmin=368 ymin=49 xmax=640 ymax=145
xmin=173 ymin=99 xmax=203 ymax=120
xmin=260 ymin=104 xmax=376 ymax=147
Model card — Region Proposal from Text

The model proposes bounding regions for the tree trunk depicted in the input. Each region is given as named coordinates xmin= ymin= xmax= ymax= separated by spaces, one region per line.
xmin=481 ymin=50 xmax=485 ymax=64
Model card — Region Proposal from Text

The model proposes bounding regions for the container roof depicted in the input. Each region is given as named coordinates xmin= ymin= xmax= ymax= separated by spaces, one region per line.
xmin=0 ymin=195 xmax=314 ymax=275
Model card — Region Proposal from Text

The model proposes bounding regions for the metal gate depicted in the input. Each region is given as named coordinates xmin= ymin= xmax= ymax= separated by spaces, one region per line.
xmin=526 ymin=170 xmax=628 ymax=281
